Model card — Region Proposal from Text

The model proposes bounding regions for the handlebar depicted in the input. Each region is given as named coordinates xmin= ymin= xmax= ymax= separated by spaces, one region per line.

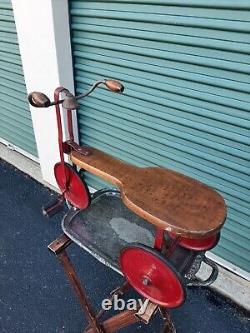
xmin=28 ymin=79 xmax=124 ymax=110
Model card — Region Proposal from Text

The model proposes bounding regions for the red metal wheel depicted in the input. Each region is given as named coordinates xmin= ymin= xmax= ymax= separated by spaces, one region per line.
xmin=54 ymin=162 xmax=90 ymax=209
xmin=120 ymin=244 xmax=186 ymax=308
xmin=168 ymin=232 xmax=220 ymax=251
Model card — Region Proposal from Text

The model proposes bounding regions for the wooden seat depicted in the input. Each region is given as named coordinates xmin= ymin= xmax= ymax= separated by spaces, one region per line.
xmin=71 ymin=147 xmax=226 ymax=238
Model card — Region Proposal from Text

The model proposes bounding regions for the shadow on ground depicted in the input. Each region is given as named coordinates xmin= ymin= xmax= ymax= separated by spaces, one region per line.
xmin=0 ymin=159 xmax=249 ymax=333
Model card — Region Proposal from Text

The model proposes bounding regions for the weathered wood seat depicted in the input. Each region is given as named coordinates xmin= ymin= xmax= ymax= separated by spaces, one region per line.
xmin=71 ymin=147 xmax=226 ymax=238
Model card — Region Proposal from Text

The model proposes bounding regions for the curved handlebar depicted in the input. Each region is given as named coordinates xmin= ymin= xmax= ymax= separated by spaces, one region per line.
xmin=27 ymin=79 xmax=124 ymax=110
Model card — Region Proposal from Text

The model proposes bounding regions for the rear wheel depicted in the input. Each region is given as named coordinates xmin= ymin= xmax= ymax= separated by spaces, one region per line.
xmin=120 ymin=244 xmax=186 ymax=308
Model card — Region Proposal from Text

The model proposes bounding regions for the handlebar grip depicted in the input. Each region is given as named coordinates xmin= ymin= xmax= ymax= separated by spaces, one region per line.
xmin=28 ymin=92 xmax=51 ymax=108
xmin=105 ymin=80 xmax=124 ymax=93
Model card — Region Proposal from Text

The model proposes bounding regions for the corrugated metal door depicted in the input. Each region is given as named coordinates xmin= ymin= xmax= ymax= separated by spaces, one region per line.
xmin=70 ymin=1 xmax=250 ymax=274
xmin=0 ymin=0 xmax=37 ymax=157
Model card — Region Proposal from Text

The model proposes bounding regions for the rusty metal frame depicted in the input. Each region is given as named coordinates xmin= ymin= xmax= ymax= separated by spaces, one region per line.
xmin=48 ymin=234 xmax=105 ymax=333
xmin=48 ymin=234 xmax=175 ymax=333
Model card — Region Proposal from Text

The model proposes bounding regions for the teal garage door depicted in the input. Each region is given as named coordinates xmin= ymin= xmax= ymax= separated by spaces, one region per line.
xmin=0 ymin=0 xmax=37 ymax=157
xmin=70 ymin=1 xmax=250 ymax=275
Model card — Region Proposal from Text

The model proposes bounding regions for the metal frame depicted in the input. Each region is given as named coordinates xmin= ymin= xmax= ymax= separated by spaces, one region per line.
xmin=48 ymin=234 xmax=176 ymax=333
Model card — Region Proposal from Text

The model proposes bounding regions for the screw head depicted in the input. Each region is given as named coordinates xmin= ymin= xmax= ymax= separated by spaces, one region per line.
xmin=142 ymin=277 xmax=151 ymax=286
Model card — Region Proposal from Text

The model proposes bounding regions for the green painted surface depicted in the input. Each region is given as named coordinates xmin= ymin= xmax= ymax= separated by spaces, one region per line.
xmin=0 ymin=0 xmax=37 ymax=156
xmin=70 ymin=0 xmax=250 ymax=273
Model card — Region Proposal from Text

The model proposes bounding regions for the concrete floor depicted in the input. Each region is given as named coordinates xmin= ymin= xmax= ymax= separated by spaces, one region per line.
xmin=0 ymin=158 xmax=249 ymax=333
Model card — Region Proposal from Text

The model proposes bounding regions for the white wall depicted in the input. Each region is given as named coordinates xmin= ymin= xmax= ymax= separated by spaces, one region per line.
xmin=11 ymin=0 xmax=78 ymax=186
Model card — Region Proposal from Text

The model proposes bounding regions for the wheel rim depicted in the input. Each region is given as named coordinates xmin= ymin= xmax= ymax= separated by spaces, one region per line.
xmin=120 ymin=244 xmax=186 ymax=308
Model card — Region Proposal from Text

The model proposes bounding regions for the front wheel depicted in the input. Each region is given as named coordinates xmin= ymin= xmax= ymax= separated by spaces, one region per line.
xmin=54 ymin=162 xmax=90 ymax=210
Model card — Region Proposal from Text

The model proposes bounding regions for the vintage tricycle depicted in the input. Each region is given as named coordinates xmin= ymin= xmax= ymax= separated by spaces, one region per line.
xmin=28 ymin=79 xmax=226 ymax=332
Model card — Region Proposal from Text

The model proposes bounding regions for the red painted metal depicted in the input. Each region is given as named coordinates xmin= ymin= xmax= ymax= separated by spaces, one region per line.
xmin=120 ymin=245 xmax=186 ymax=308
xmin=54 ymin=162 xmax=90 ymax=209
xmin=54 ymin=87 xmax=68 ymax=163
xmin=52 ymin=88 xmax=91 ymax=210
xmin=168 ymin=232 xmax=220 ymax=251
xmin=165 ymin=235 xmax=181 ymax=258
xmin=154 ymin=228 xmax=165 ymax=251
xmin=67 ymin=109 xmax=74 ymax=141
xmin=54 ymin=87 xmax=69 ymax=193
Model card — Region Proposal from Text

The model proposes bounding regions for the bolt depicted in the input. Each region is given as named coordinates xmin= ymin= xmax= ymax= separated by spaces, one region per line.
xmin=142 ymin=277 xmax=151 ymax=286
